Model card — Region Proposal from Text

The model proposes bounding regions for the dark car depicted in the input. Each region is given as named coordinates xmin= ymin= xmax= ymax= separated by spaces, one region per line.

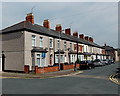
xmin=86 ymin=60 xmax=95 ymax=69
xmin=80 ymin=60 xmax=94 ymax=69
xmin=108 ymin=59 xmax=114 ymax=64
xmin=93 ymin=59 xmax=103 ymax=67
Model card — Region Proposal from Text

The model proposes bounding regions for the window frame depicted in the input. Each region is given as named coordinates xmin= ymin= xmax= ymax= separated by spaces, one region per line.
xmin=49 ymin=38 xmax=53 ymax=48
xmin=32 ymin=35 xmax=36 ymax=47
xmin=39 ymin=37 xmax=43 ymax=48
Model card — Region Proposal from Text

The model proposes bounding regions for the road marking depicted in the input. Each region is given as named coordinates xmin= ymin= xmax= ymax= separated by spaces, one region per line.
xmin=70 ymin=74 xmax=108 ymax=80
xmin=48 ymin=71 xmax=83 ymax=79
xmin=109 ymin=74 xmax=120 ymax=85
xmin=0 ymin=71 xmax=83 ymax=79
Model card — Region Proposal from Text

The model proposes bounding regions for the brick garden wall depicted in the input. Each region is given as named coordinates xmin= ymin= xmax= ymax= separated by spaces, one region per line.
xmin=35 ymin=66 xmax=59 ymax=74
xmin=63 ymin=64 xmax=74 ymax=70
xmin=30 ymin=63 xmax=80 ymax=74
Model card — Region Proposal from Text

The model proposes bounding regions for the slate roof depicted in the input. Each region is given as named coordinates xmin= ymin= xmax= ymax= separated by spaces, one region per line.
xmin=102 ymin=46 xmax=115 ymax=51
xmin=2 ymin=21 xmax=103 ymax=48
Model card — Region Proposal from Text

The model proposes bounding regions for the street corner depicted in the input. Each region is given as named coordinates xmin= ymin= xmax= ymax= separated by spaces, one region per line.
xmin=109 ymin=74 xmax=120 ymax=85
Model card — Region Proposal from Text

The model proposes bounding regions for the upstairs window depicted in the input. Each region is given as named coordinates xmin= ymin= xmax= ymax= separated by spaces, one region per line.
xmin=64 ymin=42 xmax=67 ymax=50
xmin=70 ymin=43 xmax=72 ymax=50
xmin=50 ymin=39 xmax=53 ymax=48
xmin=40 ymin=37 xmax=43 ymax=48
xmin=57 ymin=40 xmax=60 ymax=49
xmin=32 ymin=35 xmax=36 ymax=47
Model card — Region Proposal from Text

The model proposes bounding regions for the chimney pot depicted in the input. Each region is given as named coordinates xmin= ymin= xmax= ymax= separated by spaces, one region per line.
xmin=89 ymin=37 xmax=93 ymax=42
xmin=65 ymin=28 xmax=71 ymax=35
xmin=73 ymin=32 xmax=78 ymax=37
xmin=55 ymin=24 xmax=62 ymax=32
xmin=85 ymin=36 xmax=89 ymax=41
xmin=26 ymin=13 xmax=34 ymax=24
xmin=79 ymin=34 xmax=84 ymax=39
xmin=43 ymin=19 xmax=50 ymax=29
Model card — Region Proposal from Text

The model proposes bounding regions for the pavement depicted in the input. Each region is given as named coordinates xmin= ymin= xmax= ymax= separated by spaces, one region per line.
xmin=2 ymin=62 xmax=119 ymax=94
xmin=0 ymin=69 xmax=83 ymax=79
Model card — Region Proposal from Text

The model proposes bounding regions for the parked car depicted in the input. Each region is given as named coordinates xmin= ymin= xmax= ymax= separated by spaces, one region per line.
xmin=80 ymin=60 xmax=94 ymax=69
xmin=101 ymin=59 xmax=109 ymax=65
xmin=86 ymin=60 xmax=95 ymax=69
xmin=93 ymin=59 xmax=103 ymax=67
xmin=108 ymin=59 xmax=114 ymax=64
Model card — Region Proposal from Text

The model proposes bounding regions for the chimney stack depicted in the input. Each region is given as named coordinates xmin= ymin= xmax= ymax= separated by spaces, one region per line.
xmin=55 ymin=24 xmax=62 ymax=32
xmin=65 ymin=28 xmax=71 ymax=35
xmin=73 ymin=32 xmax=78 ymax=37
xmin=43 ymin=19 xmax=50 ymax=29
xmin=89 ymin=37 xmax=94 ymax=42
xmin=85 ymin=36 xmax=89 ymax=41
xmin=26 ymin=13 xmax=34 ymax=24
xmin=79 ymin=34 xmax=84 ymax=39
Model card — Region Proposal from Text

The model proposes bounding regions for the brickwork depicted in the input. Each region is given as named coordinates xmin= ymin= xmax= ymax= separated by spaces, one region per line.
xmin=24 ymin=65 xmax=29 ymax=73
xmin=35 ymin=66 xmax=59 ymax=74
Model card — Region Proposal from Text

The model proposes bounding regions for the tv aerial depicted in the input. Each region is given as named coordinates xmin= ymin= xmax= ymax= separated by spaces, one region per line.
xmin=31 ymin=6 xmax=36 ymax=14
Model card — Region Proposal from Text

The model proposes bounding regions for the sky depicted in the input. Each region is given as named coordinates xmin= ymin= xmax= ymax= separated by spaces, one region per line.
xmin=1 ymin=2 xmax=118 ymax=48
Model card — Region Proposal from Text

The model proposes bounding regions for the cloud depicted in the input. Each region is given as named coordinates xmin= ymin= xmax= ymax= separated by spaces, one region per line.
xmin=1 ymin=2 xmax=118 ymax=48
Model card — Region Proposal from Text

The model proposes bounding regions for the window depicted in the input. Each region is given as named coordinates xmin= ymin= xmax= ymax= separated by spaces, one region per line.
xmin=50 ymin=39 xmax=53 ymax=48
xmin=74 ymin=44 xmax=77 ymax=51
xmin=40 ymin=37 xmax=43 ymax=47
xmin=64 ymin=42 xmax=67 ymax=50
xmin=36 ymin=54 xmax=41 ymax=67
xmin=32 ymin=35 xmax=36 ymax=47
xmin=70 ymin=43 xmax=72 ymax=50
xmin=57 ymin=40 xmax=60 ymax=49
xmin=65 ymin=55 xmax=67 ymax=62
xmin=55 ymin=55 xmax=59 ymax=63
xmin=60 ymin=55 xmax=64 ymax=63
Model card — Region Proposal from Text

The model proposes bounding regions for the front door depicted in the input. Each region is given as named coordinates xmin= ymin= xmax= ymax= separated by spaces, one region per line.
xmin=2 ymin=54 xmax=5 ymax=71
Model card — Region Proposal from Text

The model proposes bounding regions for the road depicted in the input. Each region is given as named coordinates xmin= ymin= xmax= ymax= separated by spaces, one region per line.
xmin=2 ymin=63 xmax=119 ymax=94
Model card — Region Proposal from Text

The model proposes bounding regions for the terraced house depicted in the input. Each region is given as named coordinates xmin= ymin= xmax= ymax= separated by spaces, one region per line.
xmin=1 ymin=13 xmax=108 ymax=73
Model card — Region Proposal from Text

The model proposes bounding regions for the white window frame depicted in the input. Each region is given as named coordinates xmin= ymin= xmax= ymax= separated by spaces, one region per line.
xmin=49 ymin=38 xmax=53 ymax=48
xmin=70 ymin=42 xmax=72 ymax=50
xmin=40 ymin=37 xmax=43 ymax=48
xmin=57 ymin=40 xmax=60 ymax=49
xmin=32 ymin=35 xmax=36 ymax=47
xmin=64 ymin=42 xmax=67 ymax=50
xmin=55 ymin=55 xmax=59 ymax=63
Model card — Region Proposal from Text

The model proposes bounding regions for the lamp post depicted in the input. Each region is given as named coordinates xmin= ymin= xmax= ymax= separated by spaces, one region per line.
xmin=58 ymin=29 xmax=64 ymax=71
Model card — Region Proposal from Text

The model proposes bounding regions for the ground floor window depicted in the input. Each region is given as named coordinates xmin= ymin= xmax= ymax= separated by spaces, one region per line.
xmin=70 ymin=54 xmax=76 ymax=63
xmin=55 ymin=55 xmax=64 ymax=63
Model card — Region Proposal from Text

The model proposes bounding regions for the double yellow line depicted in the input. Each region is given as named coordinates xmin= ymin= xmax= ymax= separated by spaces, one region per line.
xmin=109 ymin=74 xmax=120 ymax=85
xmin=0 ymin=71 xmax=83 ymax=79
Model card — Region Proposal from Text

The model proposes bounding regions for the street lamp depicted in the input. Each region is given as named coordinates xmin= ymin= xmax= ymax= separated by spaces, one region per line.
xmin=58 ymin=29 xmax=64 ymax=71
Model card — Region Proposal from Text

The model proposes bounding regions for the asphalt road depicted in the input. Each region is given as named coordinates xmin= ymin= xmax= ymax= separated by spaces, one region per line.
xmin=2 ymin=63 xmax=119 ymax=94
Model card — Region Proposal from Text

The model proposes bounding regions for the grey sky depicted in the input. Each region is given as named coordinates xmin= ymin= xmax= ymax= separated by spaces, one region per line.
xmin=2 ymin=2 xmax=118 ymax=48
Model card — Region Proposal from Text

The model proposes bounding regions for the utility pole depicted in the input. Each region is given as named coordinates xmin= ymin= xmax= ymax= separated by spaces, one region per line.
xmin=74 ymin=43 xmax=78 ymax=71
xmin=58 ymin=30 xmax=61 ymax=71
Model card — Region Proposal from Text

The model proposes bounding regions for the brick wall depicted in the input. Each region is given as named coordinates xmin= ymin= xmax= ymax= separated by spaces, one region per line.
xmin=76 ymin=63 xmax=80 ymax=68
xmin=35 ymin=63 xmax=80 ymax=74
xmin=63 ymin=64 xmax=74 ymax=70
xmin=24 ymin=65 xmax=29 ymax=73
xmin=35 ymin=66 xmax=59 ymax=74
